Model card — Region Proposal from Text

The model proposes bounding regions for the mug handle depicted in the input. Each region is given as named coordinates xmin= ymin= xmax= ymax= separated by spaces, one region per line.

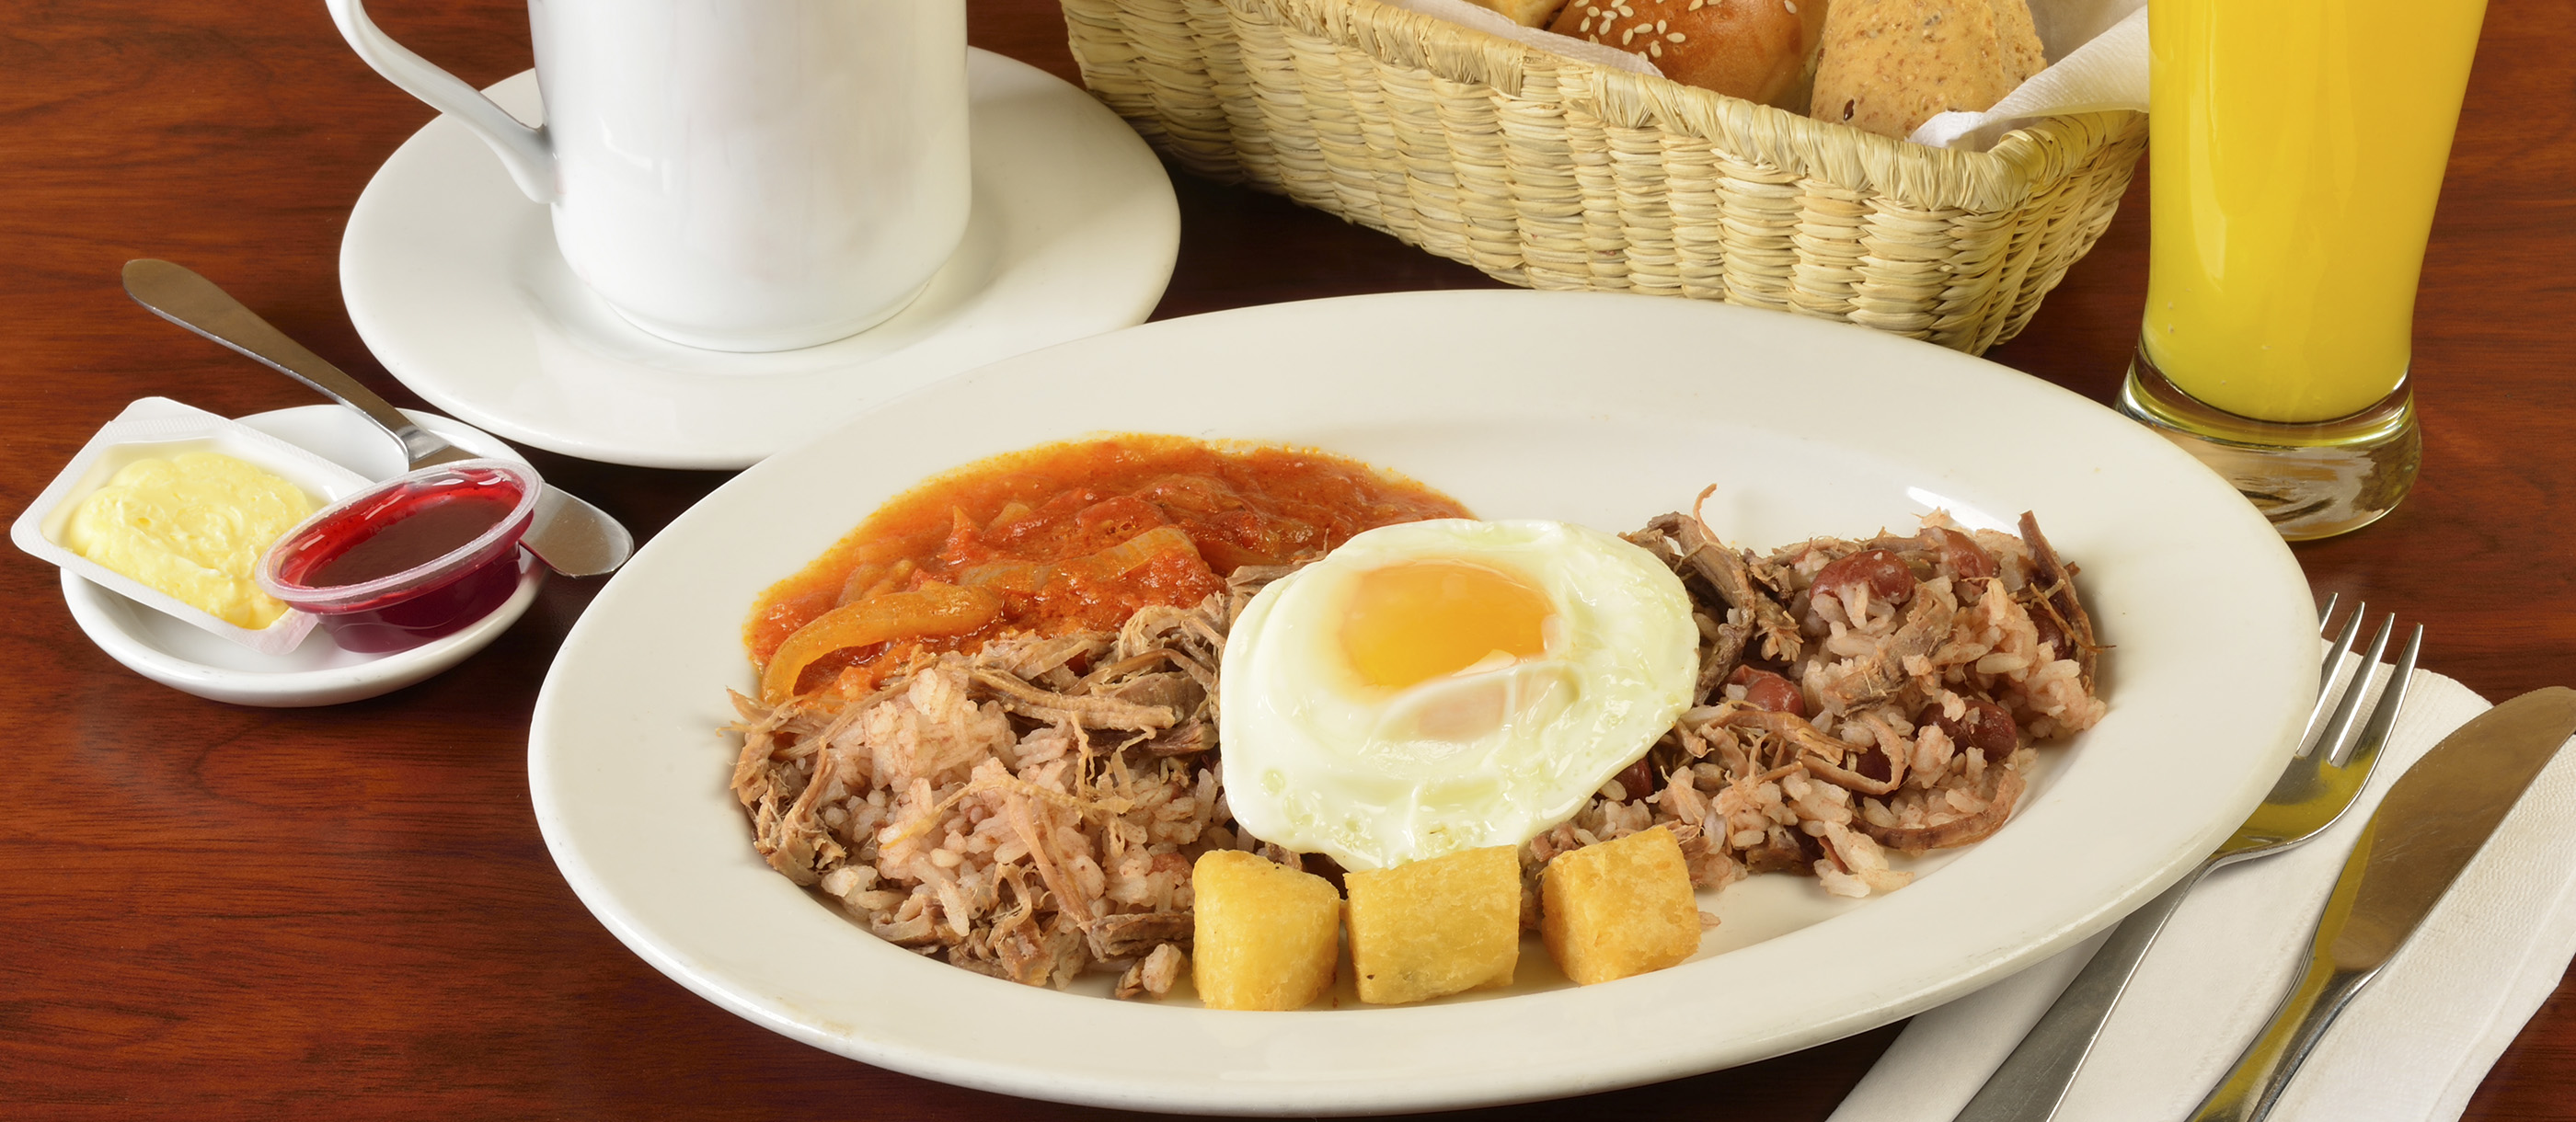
xmin=324 ymin=0 xmax=556 ymax=205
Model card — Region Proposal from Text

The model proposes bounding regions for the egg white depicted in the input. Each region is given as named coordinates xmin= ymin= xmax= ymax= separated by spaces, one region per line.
xmin=1218 ymin=519 xmax=1698 ymax=871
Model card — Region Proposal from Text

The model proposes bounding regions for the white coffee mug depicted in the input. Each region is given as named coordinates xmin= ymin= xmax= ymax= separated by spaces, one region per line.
xmin=328 ymin=0 xmax=971 ymax=352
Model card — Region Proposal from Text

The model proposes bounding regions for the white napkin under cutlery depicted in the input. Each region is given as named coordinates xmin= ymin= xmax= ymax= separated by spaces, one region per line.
xmin=1833 ymin=665 xmax=2576 ymax=1122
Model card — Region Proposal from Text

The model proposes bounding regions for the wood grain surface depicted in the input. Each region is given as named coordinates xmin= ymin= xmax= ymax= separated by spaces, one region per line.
xmin=3 ymin=0 xmax=2569 ymax=1116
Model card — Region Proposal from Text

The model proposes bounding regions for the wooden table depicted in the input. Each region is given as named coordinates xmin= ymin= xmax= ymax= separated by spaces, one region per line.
xmin=5 ymin=0 xmax=2568 ymax=1116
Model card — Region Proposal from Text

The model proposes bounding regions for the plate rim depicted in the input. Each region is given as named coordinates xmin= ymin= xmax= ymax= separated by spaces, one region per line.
xmin=529 ymin=290 xmax=2317 ymax=1114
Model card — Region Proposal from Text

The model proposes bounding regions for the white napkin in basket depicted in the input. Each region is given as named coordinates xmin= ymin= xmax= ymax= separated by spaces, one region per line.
xmin=1908 ymin=1 xmax=2146 ymax=151
xmin=1831 ymin=665 xmax=2576 ymax=1122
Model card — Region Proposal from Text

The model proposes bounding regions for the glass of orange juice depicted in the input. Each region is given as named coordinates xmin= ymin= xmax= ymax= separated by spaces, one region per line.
xmin=2115 ymin=0 xmax=2488 ymax=539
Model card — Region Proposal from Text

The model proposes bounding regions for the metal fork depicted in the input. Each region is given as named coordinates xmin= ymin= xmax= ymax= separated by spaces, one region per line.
xmin=1952 ymin=596 xmax=2423 ymax=1122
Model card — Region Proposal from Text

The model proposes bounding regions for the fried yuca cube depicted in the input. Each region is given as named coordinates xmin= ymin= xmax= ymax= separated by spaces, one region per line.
xmin=1190 ymin=850 xmax=1341 ymax=1010
xmin=1540 ymin=825 xmax=1702 ymax=986
xmin=1344 ymin=845 xmax=1521 ymax=1004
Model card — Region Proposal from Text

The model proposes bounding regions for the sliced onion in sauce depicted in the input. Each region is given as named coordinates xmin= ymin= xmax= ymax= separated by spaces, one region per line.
xmin=953 ymin=524 xmax=1206 ymax=595
xmin=760 ymin=583 xmax=1003 ymax=703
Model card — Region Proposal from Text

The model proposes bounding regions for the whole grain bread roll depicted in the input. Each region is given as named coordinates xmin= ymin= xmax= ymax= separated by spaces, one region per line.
xmin=1548 ymin=0 xmax=1830 ymax=110
xmin=1809 ymin=0 xmax=2045 ymax=139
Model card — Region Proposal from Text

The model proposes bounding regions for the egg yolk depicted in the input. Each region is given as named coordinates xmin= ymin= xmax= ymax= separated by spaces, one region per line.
xmin=1339 ymin=560 xmax=1552 ymax=689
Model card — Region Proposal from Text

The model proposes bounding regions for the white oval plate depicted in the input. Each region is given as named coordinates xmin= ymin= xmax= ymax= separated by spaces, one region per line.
xmin=341 ymin=50 xmax=1179 ymax=470
xmin=529 ymin=292 xmax=2317 ymax=1115
xmin=65 ymin=406 xmax=544 ymax=708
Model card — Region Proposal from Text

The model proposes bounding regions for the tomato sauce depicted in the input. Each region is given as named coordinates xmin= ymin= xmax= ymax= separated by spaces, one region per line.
xmin=746 ymin=436 xmax=1470 ymax=695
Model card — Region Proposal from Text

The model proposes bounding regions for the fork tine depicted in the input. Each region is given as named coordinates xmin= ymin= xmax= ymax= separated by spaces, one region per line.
xmin=2317 ymin=595 xmax=2359 ymax=688
xmin=2313 ymin=591 xmax=2341 ymax=676
xmin=2303 ymin=600 xmax=2366 ymax=744
xmin=2313 ymin=614 xmax=2397 ymax=765
xmin=2329 ymin=623 xmax=2421 ymax=769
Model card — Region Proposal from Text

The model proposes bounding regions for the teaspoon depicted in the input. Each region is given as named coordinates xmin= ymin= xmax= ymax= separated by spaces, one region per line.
xmin=120 ymin=258 xmax=632 ymax=578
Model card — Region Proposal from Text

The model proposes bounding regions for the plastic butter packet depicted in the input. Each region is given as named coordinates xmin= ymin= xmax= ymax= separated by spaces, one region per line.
xmin=11 ymin=397 xmax=376 ymax=656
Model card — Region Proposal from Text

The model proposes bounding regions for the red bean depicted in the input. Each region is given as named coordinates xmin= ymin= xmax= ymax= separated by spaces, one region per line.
xmin=1727 ymin=665 xmax=1807 ymax=717
xmin=2032 ymin=611 xmax=2068 ymax=659
xmin=1920 ymin=699 xmax=2018 ymax=761
xmin=1932 ymin=528 xmax=1995 ymax=579
xmin=1615 ymin=759 xmax=1657 ymax=801
xmin=1813 ymin=548 xmax=1915 ymax=606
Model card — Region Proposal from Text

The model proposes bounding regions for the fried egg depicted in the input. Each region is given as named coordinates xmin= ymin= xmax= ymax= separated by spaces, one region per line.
xmin=1219 ymin=520 xmax=1698 ymax=871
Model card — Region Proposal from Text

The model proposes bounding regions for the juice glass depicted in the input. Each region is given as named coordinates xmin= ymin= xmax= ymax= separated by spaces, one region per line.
xmin=2117 ymin=0 xmax=2488 ymax=539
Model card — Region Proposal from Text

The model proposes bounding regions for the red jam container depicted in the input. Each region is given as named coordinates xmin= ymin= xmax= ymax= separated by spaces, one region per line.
xmin=257 ymin=459 xmax=540 ymax=654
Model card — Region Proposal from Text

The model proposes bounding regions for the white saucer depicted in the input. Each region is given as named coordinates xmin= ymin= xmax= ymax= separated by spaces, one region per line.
xmin=63 ymin=406 xmax=544 ymax=707
xmin=339 ymin=50 xmax=1180 ymax=471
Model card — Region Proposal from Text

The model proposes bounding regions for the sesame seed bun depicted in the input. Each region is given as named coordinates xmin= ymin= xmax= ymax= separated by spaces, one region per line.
xmin=1547 ymin=0 xmax=1827 ymax=110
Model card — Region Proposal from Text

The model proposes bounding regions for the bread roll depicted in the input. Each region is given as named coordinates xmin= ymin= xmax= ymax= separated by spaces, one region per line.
xmin=1462 ymin=0 xmax=1572 ymax=27
xmin=1547 ymin=0 xmax=1829 ymax=110
xmin=1810 ymin=0 xmax=2045 ymax=138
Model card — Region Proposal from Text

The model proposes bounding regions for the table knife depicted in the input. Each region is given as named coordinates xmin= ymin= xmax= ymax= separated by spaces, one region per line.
xmin=2189 ymin=685 xmax=2576 ymax=1122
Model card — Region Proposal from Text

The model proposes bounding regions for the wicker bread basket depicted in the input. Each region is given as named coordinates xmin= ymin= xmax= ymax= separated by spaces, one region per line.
xmin=1060 ymin=0 xmax=2147 ymax=354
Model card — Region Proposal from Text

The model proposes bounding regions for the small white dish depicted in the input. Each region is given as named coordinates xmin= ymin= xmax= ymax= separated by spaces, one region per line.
xmin=61 ymin=406 xmax=544 ymax=707
xmin=530 ymin=291 xmax=2320 ymax=1114
xmin=340 ymin=49 xmax=1180 ymax=470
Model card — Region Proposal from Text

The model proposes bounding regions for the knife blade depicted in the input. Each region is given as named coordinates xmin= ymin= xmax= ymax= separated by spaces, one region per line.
xmin=2189 ymin=685 xmax=2576 ymax=1122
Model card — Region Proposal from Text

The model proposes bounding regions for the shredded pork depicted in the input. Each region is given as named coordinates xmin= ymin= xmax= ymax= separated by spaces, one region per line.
xmin=728 ymin=569 xmax=1288 ymax=994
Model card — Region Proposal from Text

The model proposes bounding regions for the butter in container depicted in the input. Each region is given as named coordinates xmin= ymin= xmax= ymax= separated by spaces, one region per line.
xmin=10 ymin=397 xmax=377 ymax=655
